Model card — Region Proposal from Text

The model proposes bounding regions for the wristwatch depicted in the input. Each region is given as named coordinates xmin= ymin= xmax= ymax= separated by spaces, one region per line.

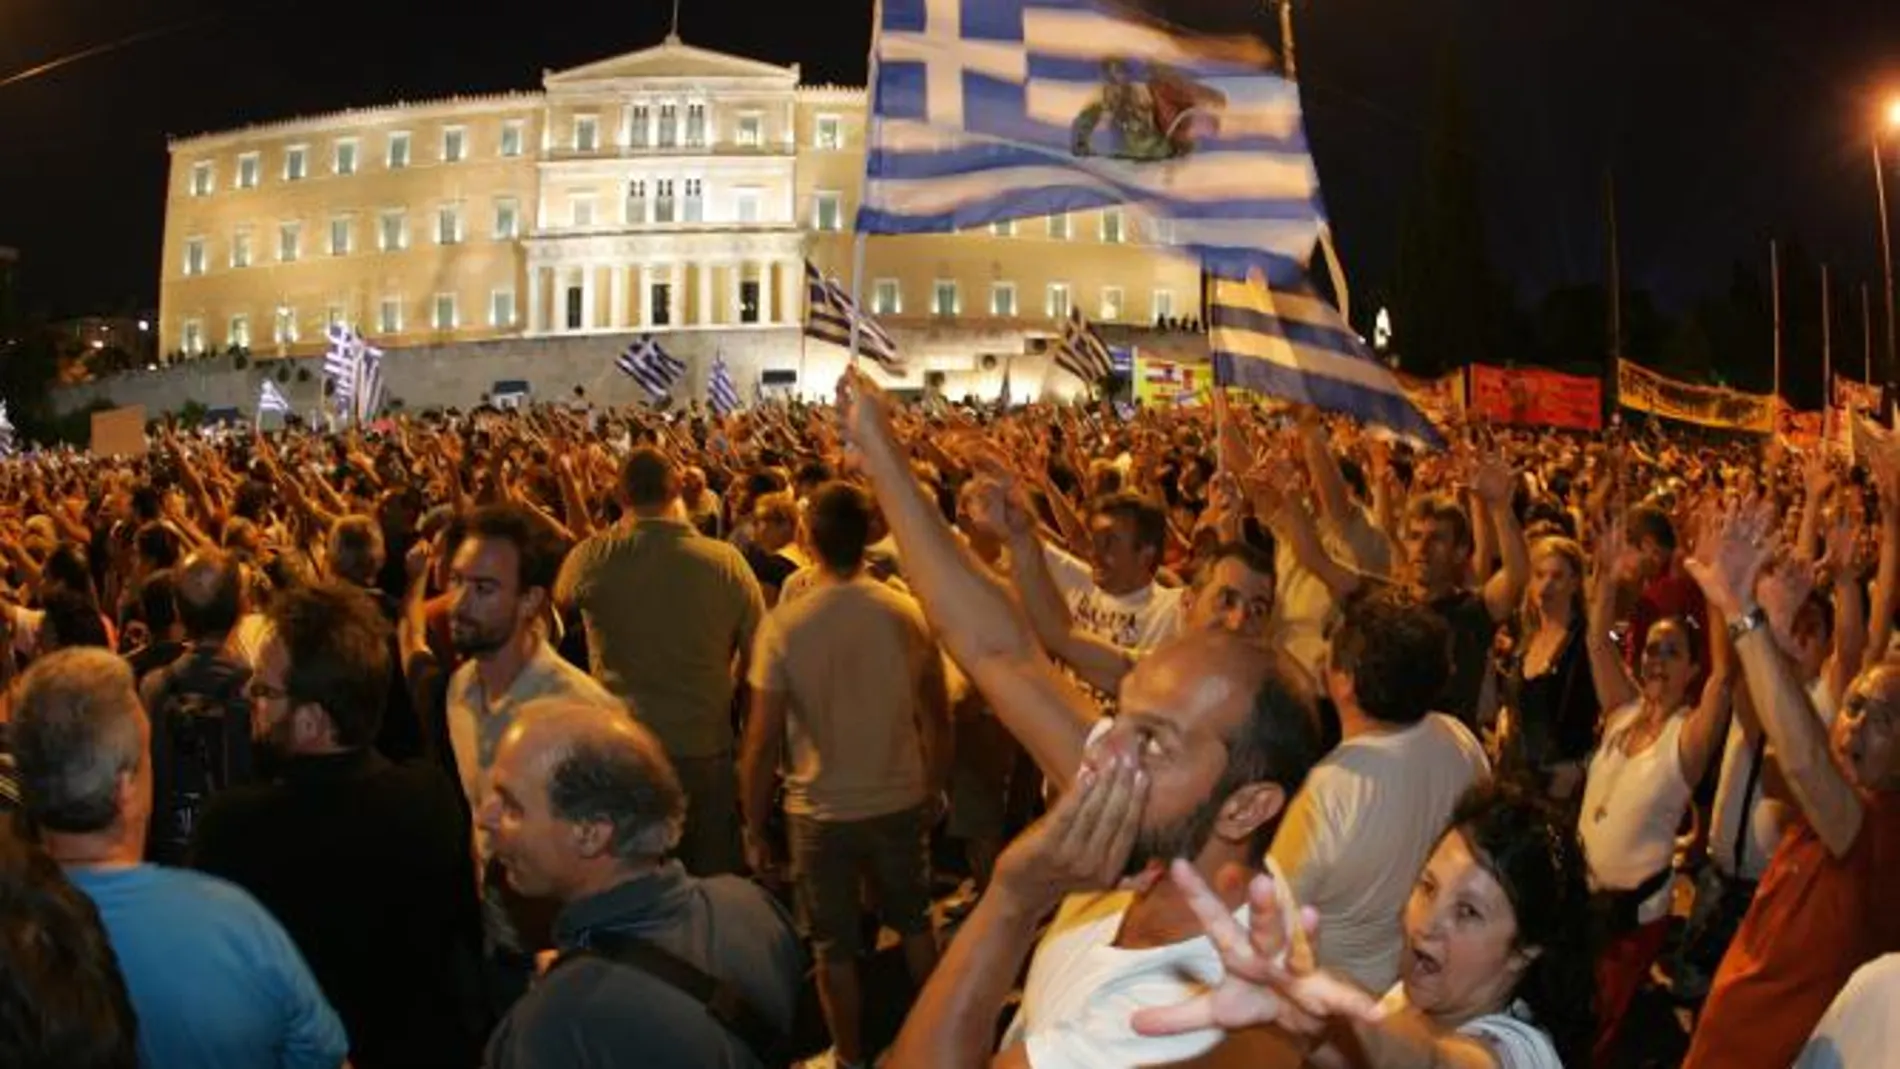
xmin=1727 ymin=605 xmax=1768 ymax=643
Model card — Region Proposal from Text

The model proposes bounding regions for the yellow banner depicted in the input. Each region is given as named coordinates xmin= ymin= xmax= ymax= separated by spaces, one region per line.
xmin=1616 ymin=359 xmax=1775 ymax=433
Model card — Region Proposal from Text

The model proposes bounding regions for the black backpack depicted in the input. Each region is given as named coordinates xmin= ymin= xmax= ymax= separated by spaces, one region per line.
xmin=144 ymin=648 xmax=254 ymax=865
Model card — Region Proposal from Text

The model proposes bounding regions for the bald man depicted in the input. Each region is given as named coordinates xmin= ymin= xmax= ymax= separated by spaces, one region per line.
xmin=479 ymin=702 xmax=802 ymax=1069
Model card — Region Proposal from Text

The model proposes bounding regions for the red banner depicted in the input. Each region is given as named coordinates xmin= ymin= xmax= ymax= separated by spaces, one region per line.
xmin=1469 ymin=364 xmax=1602 ymax=431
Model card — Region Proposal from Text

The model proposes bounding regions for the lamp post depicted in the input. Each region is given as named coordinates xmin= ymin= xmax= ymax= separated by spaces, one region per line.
xmin=1876 ymin=98 xmax=1900 ymax=384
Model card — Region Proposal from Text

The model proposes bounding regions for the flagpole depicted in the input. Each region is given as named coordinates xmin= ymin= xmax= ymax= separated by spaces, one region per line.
xmin=1822 ymin=263 xmax=1832 ymax=411
xmin=1772 ymin=239 xmax=1783 ymax=415
xmin=848 ymin=0 xmax=888 ymax=376
xmin=1866 ymin=282 xmax=1875 ymax=384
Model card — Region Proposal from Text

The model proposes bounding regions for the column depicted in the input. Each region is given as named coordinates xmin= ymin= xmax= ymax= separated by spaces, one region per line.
xmin=527 ymin=265 xmax=546 ymax=334
xmin=632 ymin=263 xmax=648 ymax=328
xmin=778 ymin=258 xmax=800 ymax=325
xmin=697 ymin=261 xmax=714 ymax=327
xmin=609 ymin=265 xmax=626 ymax=329
xmin=729 ymin=261 xmax=744 ymax=325
xmin=665 ymin=263 xmax=681 ymax=328
xmin=579 ymin=265 xmax=596 ymax=332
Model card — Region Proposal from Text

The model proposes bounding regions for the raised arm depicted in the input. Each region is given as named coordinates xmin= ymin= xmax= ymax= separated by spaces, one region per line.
xmin=1244 ymin=460 xmax=1365 ymax=603
xmin=1474 ymin=460 xmax=1529 ymax=623
xmin=1585 ymin=520 xmax=1641 ymax=714
xmin=838 ymin=370 xmax=1098 ymax=789
xmin=1004 ymin=522 xmax=1135 ymax=696
xmin=1862 ymin=455 xmax=1900 ymax=672
xmin=1685 ymin=502 xmax=1867 ymax=859
xmin=1823 ymin=516 xmax=1869 ymax=709
xmin=1675 ymin=580 xmax=1736 ymax=787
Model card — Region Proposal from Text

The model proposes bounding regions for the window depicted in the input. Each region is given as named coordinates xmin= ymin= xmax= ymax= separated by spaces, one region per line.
xmin=329 ymin=217 xmax=352 ymax=256
xmin=387 ymin=132 xmax=411 ymax=169
xmin=658 ymin=103 xmax=677 ymax=147
xmin=490 ymin=290 xmax=516 ymax=327
xmin=630 ymin=104 xmax=651 ymax=147
xmin=570 ymin=195 xmax=595 ymax=228
xmin=378 ymin=298 xmax=402 ymax=334
xmin=334 ymin=139 xmax=358 ymax=175
xmin=814 ymin=114 xmax=842 ymax=149
xmin=273 ymin=306 xmax=298 ymax=344
xmin=565 ymin=287 xmax=583 ymax=330
xmin=229 ymin=314 xmax=251 ymax=349
xmin=237 ymin=153 xmax=260 ymax=189
xmin=1152 ymin=289 xmax=1175 ymax=323
xmin=990 ymin=218 xmax=1015 ymax=237
xmin=230 ymin=229 xmax=252 ymax=268
xmin=814 ymin=191 xmax=843 ymax=232
xmin=1100 ymin=208 xmax=1124 ymax=244
xmin=182 ymin=238 xmax=207 ymax=276
xmin=189 ymin=161 xmax=213 ymax=197
xmin=279 ymin=223 xmax=301 ymax=263
xmin=437 ymin=205 xmax=463 ymax=245
xmin=1047 ymin=213 xmax=1070 ymax=240
xmin=1047 ymin=282 xmax=1071 ymax=319
xmin=379 ymin=210 xmax=407 ymax=251
xmin=736 ymin=189 xmax=760 ymax=224
xmin=284 ymin=145 xmax=307 ymax=181
xmin=650 ymin=281 xmax=671 ymax=326
xmin=655 ymin=179 xmax=676 ymax=223
xmin=736 ymin=114 xmax=762 ymax=147
xmin=990 ymin=282 xmax=1017 ymax=317
xmin=685 ymin=102 xmax=706 ymax=147
xmin=442 ymin=126 xmax=466 ymax=163
xmin=493 ymin=197 xmax=519 ymax=239
xmin=1100 ymin=286 xmax=1123 ymax=321
xmin=873 ymin=279 xmax=901 ymax=315
xmin=740 ymin=279 xmax=760 ymax=323
xmin=433 ymin=293 xmax=458 ymax=330
xmin=626 ymin=180 xmax=648 ymax=224
xmin=574 ymin=115 xmax=598 ymax=153
xmin=933 ymin=279 xmax=960 ymax=316
xmin=683 ymin=178 xmax=702 ymax=222
xmin=500 ymin=121 xmax=524 ymax=157
xmin=182 ymin=319 xmax=204 ymax=354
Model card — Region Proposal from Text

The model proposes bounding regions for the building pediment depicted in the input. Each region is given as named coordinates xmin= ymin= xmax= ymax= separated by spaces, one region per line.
xmin=545 ymin=35 xmax=799 ymax=88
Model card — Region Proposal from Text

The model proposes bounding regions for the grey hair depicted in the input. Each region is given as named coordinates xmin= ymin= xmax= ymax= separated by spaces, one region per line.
xmin=11 ymin=649 xmax=144 ymax=834
xmin=544 ymin=720 xmax=687 ymax=862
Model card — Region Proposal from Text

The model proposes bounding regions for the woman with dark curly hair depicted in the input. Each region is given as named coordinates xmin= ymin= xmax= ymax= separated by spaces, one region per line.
xmin=1134 ymin=780 xmax=1598 ymax=1068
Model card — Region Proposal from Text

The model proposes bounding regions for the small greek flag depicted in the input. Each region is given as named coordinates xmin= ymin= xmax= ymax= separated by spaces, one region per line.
xmin=258 ymin=379 xmax=291 ymax=415
xmin=617 ymin=334 xmax=686 ymax=402
xmin=804 ymin=262 xmax=903 ymax=372
xmin=708 ymin=355 xmax=741 ymax=417
xmin=322 ymin=323 xmax=387 ymax=423
xmin=1053 ymin=308 xmax=1114 ymax=385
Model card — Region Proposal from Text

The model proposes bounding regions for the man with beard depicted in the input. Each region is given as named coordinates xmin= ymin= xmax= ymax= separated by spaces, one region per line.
xmin=836 ymin=369 xmax=1325 ymax=1066
xmin=189 ymin=582 xmax=487 ymax=1068
xmin=441 ymin=504 xmax=622 ymax=1006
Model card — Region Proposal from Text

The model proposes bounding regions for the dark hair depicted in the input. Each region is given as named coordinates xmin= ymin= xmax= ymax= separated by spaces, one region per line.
xmin=1337 ymin=456 xmax=1370 ymax=502
xmin=40 ymin=591 xmax=108 ymax=652
xmin=794 ymin=460 xmax=835 ymax=490
xmin=0 ymin=822 xmax=139 ymax=1069
xmin=1093 ymin=491 xmax=1168 ymax=558
xmin=461 ymin=504 xmax=566 ymax=597
xmin=134 ymin=571 xmax=178 ymax=637
xmin=1444 ymin=781 xmax=1597 ymax=1069
xmin=1331 ymin=586 xmax=1451 ymax=725
xmin=620 ymin=448 xmax=678 ymax=509
xmin=807 ymin=482 xmax=874 ymax=574
xmin=1406 ymin=495 xmax=1475 ymax=553
xmin=545 ymin=722 xmax=686 ymax=862
xmin=1627 ymin=505 xmax=1677 ymax=554
xmin=40 ymin=545 xmax=96 ymax=605
xmin=326 ymin=515 xmax=386 ymax=588
xmin=265 ymin=583 xmax=392 ymax=749
xmin=743 ymin=470 xmax=788 ymax=503
xmin=175 ymin=551 xmax=242 ymax=640
xmin=1223 ymin=652 xmax=1324 ymax=857
xmin=129 ymin=484 xmax=161 ymax=524
xmin=1192 ymin=541 xmax=1276 ymax=589
xmin=132 ymin=524 xmax=181 ymax=571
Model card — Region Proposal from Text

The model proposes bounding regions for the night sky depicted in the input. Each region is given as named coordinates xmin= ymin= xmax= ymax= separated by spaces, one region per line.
xmin=1 ymin=0 xmax=1896 ymax=321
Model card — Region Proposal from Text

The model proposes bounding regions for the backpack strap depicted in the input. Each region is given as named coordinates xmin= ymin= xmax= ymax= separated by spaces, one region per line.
xmin=553 ymin=928 xmax=789 ymax=1065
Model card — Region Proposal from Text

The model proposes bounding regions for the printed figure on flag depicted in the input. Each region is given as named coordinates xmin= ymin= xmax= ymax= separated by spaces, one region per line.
xmin=617 ymin=334 xmax=686 ymax=404
xmin=322 ymin=323 xmax=387 ymax=424
xmin=863 ymin=0 xmax=1319 ymax=282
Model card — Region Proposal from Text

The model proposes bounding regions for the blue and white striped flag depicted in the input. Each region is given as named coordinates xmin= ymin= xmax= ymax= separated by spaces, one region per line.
xmin=997 ymin=353 xmax=1014 ymax=409
xmin=708 ymin=355 xmax=741 ymax=417
xmin=0 ymin=400 xmax=14 ymax=455
xmin=804 ymin=262 xmax=904 ymax=372
xmin=1054 ymin=307 xmax=1114 ymax=385
xmin=322 ymin=323 xmax=386 ymax=423
xmin=617 ymin=334 xmax=686 ymax=403
xmin=862 ymin=0 xmax=1325 ymax=283
xmin=1209 ymin=274 xmax=1443 ymax=448
xmin=257 ymin=379 xmax=291 ymax=415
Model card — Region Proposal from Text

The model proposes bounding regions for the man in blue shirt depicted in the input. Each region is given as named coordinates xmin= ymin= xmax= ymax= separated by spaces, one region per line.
xmin=10 ymin=646 xmax=348 ymax=1069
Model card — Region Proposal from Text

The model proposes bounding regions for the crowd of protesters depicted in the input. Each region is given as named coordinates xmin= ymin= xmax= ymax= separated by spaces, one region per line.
xmin=0 ymin=370 xmax=1894 ymax=1069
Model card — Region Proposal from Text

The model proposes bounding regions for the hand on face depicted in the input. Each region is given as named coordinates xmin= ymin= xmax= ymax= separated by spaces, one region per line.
xmin=991 ymin=746 xmax=1148 ymax=913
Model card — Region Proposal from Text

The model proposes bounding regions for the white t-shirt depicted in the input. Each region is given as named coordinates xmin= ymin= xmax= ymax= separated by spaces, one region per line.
xmin=1268 ymin=502 xmax=1389 ymax=681
xmin=1709 ymin=676 xmax=1837 ymax=880
xmin=1041 ymin=543 xmax=1183 ymax=653
xmin=1375 ymin=986 xmax=1562 ymax=1069
xmin=1795 ymin=953 xmax=1900 ymax=1069
xmin=1579 ymin=704 xmax=1690 ymax=925
xmin=1000 ymin=861 xmax=1301 ymax=1069
xmin=1267 ymin=714 xmax=1490 ymax=993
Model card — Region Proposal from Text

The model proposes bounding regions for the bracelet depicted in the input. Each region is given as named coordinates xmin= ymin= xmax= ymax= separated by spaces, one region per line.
xmin=1726 ymin=605 xmax=1768 ymax=643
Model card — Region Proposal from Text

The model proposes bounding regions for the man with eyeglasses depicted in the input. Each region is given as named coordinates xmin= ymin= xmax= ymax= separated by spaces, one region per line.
xmin=191 ymin=582 xmax=489 ymax=1069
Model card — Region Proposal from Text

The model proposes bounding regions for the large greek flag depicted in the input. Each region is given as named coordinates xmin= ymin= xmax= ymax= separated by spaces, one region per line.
xmin=322 ymin=324 xmax=387 ymax=423
xmin=1053 ymin=307 xmax=1114 ymax=384
xmin=1209 ymin=274 xmax=1443 ymax=447
xmin=804 ymin=262 xmax=904 ymax=371
xmin=863 ymin=0 xmax=1324 ymax=283
xmin=617 ymin=334 xmax=686 ymax=402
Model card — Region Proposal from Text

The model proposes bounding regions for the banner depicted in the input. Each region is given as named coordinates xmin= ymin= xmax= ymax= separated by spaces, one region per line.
xmin=1396 ymin=369 xmax=1467 ymax=428
xmin=89 ymin=405 xmax=148 ymax=457
xmin=1134 ymin=356 xmax=1207 ymax=407
xmin=1469 ymin=365 xmax=1602 ymax=431
xmin=1616 ymin=360 xmax=1775 ymax=433
xmin=1833 ymin=374 xmax=1881 ymax=413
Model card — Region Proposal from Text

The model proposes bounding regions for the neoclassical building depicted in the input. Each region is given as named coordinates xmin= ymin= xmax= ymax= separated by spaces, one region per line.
xmin=157 ymin=35 xmax=1200 ymax=397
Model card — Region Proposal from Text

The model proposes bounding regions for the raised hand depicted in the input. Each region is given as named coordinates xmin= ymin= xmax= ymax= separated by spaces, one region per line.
xmin=1471 ymin=457 xmax=1516 ymax=508
xmin=1130 ymin=859 xmax=1378 ymax=1039
xmin=1683 ymin=497 xmax=1780 ymax=619
xmin=834 ymin=368 xmax=899 ymax=464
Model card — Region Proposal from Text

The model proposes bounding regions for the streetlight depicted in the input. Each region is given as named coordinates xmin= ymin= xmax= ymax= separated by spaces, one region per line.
xmin=1878 ymin=98 xmax=1900 ymax=386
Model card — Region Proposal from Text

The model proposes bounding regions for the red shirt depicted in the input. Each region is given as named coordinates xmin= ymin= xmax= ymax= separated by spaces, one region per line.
xmin=1682 ymin=790 xmax=1900 ymax=1069
xmin=1626 ymin=563 xmax=1709 ymax=688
